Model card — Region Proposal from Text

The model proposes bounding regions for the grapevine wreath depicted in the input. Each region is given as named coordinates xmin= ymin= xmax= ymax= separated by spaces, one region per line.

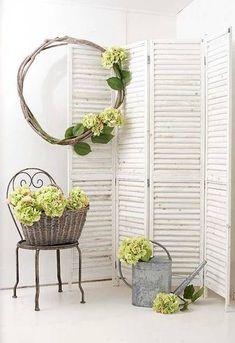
xmin=17 ymin=36 xmax=131 ymax=155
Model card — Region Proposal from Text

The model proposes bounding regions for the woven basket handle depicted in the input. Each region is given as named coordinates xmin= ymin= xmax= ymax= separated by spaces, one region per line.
xmin=118 ymin=240 xmax=172 ymax=289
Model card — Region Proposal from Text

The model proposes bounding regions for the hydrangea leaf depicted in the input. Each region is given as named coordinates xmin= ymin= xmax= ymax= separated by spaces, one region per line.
xmin=106 ymin=77 xmax=124 ymax=90
xmin=65 ymin=126 xmax=74 ymax=138
xmin=191 ymin=287 xmax=204 ymax=302
xmin=91 ymin=133 xmax=114 ymax=144
xmin=102 ymin=125 xmax=114 ymax=134
xmin=74 ymin=142 xmax=91 ymax=156
xmin=73 ymin=123 xmax=85 ymax=136
xmin=121 ymin=70 xmax=132 ymax=85
xmin=183 ymin=284 xmax=195 ymax=300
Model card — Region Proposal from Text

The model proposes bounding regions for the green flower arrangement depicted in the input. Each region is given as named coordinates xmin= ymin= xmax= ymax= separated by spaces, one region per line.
xmin=64 ymin=46 xmax=131 ymax=156
xmin=101 ymin=47 xmax=128 ymax=69
xmin=9 ymin=186 xmax=32 ymax=206
xmin=67 ymin=187 xmax=89 ymax=210
xmin=152 ymin=285 xmax=204 ymax=314
xmin=36 ymin=186 xmax=67 ymax=218
xmin=9 ymin=185 xmax=89 ymax=226
xmin=152 ymin=293 xmax=179 ymax=314
xmin=118 ymin=236 xmax=152 ymax=265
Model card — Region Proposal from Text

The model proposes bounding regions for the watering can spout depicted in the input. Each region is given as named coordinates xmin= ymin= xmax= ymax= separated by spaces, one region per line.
xmin=173 ymin=260 xmax=207 ymax=296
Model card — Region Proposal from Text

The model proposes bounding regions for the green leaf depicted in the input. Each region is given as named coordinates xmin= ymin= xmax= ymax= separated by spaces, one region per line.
xmin=102 ymin=125 xmax=114 ymax=135
xmin=183 ymin=284 xmax=195 ymax=300
xmin=64 ymin=126 xmax=74 ymax=138
xmin=180 ymin=301 xmax=189 ymax=311
xmin=106 ymin=77 xmax=124 ymax=90
xmin=91 ymin=133 xmax=114 ymax=144
xmin=73 ymin=123 xmax=85 ymax=136
xmin=121 ymin=70 xmax=131 ymax=85
xmin=73 ymin=142 xmax=91 ymax=156
xmin=191 ymin=287 xmax=204 ymax=303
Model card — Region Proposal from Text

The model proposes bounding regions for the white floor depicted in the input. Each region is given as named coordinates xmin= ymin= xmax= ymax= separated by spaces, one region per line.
xmin=0 ymin=281 xmax=235 ymax=343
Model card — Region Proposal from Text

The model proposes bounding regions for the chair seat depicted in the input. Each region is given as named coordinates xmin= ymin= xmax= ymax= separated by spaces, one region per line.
xmin=17 ymin=240 xmax=79 ymax=251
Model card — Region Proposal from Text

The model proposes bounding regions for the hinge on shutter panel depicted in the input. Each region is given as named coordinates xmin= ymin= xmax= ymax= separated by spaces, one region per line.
xmin=147 ymin=179 xmax=150 ymax=188
xmin=204 ymin=56 xmax=206 ymax=65
xmin=147 ymin=55 xmax=150 ymax=64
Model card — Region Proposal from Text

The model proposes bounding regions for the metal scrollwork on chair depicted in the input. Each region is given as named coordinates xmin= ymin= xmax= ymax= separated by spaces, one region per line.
xmin=6 ymin=168 xmax=56 ymax=240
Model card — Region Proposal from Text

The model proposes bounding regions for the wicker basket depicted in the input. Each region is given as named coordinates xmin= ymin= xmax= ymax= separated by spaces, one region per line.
xmin=21 ymin=206 xmax=89 ymax=246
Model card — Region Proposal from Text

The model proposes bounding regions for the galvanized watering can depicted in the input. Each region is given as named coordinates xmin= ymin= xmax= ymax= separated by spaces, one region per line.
xmin=119 ymin=241 xmax=172 ymax=308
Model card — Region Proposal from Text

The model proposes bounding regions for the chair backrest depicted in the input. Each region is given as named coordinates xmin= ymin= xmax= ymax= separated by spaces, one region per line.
xmin=6 ymin=168 xmax=56 ymax=240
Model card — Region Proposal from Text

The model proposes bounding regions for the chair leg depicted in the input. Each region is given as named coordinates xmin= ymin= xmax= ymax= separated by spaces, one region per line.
xmin=76 ymin=245 xmax=85 ymax=304
xmin=56 ymin=249 xmax=63 ymax=292
xmin=35 ymin=249 xmax=40 ymax=311
xmin=12 ymin=247 xmax=19 ymax=298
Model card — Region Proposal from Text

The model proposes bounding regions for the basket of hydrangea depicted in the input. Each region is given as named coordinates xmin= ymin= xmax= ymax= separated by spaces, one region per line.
xmin=8 ymin=185 xmax=89 ymax=245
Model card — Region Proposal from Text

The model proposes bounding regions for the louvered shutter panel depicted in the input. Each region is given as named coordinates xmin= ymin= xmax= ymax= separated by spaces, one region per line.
xmin=116 ymin=41 xmax=149 ymax=278
xmin=149 ymin=41 xmax=203 ymax=285
xmin=68 ymin=44 xmax=115 ymax=281
xmin=204 ymin=30 xmax=232 ymax=305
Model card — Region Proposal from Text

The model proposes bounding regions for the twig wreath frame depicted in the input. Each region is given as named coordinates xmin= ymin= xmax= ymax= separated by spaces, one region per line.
xmin=17 ymin=36 xmax=131 ymax=155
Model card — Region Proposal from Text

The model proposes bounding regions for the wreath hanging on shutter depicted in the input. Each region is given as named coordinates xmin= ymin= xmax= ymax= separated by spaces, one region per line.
xmin=17 ymin=36 xmax=131 ymax=155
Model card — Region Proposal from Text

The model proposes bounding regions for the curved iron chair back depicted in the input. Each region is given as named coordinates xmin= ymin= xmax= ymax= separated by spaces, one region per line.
xmin=6 ymin=168 xmax=56 ymax=240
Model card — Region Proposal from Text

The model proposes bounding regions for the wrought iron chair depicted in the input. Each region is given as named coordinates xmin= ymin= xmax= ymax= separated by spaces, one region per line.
xmin=6 ymin=167 xmax=85 ymax=311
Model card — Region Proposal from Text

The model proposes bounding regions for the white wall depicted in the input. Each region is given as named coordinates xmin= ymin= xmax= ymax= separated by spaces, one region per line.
xmin=0 ymin=0 xmax=176 ymax=288
xmin=177 ymin=0 xmax=235 ymax=299
xmin=177 ymin=0 xmax=235 ymax=39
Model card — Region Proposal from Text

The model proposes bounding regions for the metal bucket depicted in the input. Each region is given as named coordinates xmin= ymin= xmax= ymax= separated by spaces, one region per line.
xmin=119 ymin=241 xmax=172 ymax=308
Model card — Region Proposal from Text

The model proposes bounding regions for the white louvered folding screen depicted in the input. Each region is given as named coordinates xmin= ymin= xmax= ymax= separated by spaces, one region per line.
xmin=67 ymin=35 xmax=233 ymax=304
xmin=68 ymin=44 xmax=115 ymax=282
xmin=116 ymin=41 xmax=149 ymax=279
xmin=204 ymin=30 xmax=232 ymax=306
xmin=149 ymin=41 xmax=204 ymax=286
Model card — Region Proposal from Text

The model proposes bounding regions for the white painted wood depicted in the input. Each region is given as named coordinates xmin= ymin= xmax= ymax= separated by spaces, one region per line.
xmin=149 ymin=41 xmax=203 ymax=286
xmin=67 ymin=36 xmax=233 ymax=306
xmin=116 ymin=41 xmax=149 ymax=280
xmin=68 ymin=44 xmax=114 ymax=283
xmin=204 ymin=29 xmax=232 ymax=307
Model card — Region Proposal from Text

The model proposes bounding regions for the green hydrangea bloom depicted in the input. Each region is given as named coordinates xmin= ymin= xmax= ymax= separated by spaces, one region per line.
xmin=101 ymin=47 xmax=128 ymax=69
xmin=81 ymin=113 xmax=104 ymax=136
xmin=36 ymin=186 xmax=66 ymax=218
xmin=152 ymin=293 xmax=179 ymax=314
xmin=14 ymin=202 xmax=41 ymax=226
xmin=100 ymin=107 xmax=124 ymax=127
xmin=9 ymin=186 xmax=32 ymax=206
xmin=67 ymin=187 xmax=89 ymax=210
xmin=118 ymin=236 xmax=152 ymax=265
xmin=9 ymin=187 xmax=41 ymax=226
xmin=9 ymin=185 xmax=89 ymax=226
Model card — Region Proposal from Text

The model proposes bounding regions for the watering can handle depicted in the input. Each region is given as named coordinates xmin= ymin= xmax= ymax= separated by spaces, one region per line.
xmin=118 ymin=240 xmax=172 ymax=289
